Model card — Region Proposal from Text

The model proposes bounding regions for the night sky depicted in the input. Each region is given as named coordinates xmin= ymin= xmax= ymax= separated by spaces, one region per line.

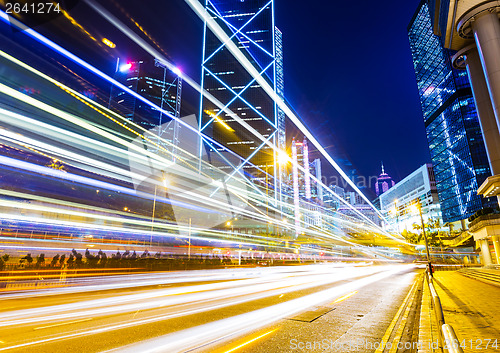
xmin=274 ymin=0 xmax=429 ymax=185
xmin=16 ymin=0 xmax=431 ymax=198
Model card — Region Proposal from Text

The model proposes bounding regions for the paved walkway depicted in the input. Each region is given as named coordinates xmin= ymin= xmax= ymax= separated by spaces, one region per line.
xmin=419 ymin=271 xmax=500 ymax=353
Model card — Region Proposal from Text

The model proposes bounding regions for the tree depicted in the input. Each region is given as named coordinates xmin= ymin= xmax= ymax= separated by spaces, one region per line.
xmin=23 ymin=253 xmax=34 ymax=266
xmin=99 ymin=252 xmax=107 ymax=267
xmin=67 ymin=254 xmax=74 ymax=267
xmin=402 ymin=229 xmax=421 ymax=244
xmin=85 ymin=249 xmax=98 ymax=267
xmin=50 ymin=255 xmax=60 ymax=267
xmin=36 ymin=254 xmax=45 ymax=268
xmin=75 ymin=253 xmax=83 ymax=267
xmin=59 ymin=254 xmax=66 ymax=266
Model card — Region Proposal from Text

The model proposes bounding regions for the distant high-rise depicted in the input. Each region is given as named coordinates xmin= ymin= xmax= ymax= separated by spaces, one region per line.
xmin=292 ymin=138 xmax=313 ymax=200
xmin=110 ymin=59 xmax=182 ymax=145
xmin=408 ymin=1 xmax=496 ymax=223
xmin=375 ymin=163 xmax=395 ymax=196
xmin=380 ymin=164 xmax=443 ymax=234
xmin=199 ymin=0 xmax=284 ymax=185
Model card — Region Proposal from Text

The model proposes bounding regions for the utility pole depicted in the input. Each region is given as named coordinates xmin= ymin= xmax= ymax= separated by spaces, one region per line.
xmin=188 ymin=218 xmax=191 ymax=260
xmin=414 ymin=200 xmax=432 ymax=275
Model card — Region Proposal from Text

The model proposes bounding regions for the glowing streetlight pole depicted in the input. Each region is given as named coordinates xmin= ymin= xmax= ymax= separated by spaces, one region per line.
xmin=393 ymin=199 xmax=400 ymax=234
xmin=151 ymin=171 xmax=168 ymax=247
xmin=291 ymin=139 xmax=300 ymax=238
xmin=412 ymin=201 xmax=432 ymax=272
xmin=303 ymin=138 xmax=311 ymax=199
xmin=188 ymin=218 xmax=191 ymax=260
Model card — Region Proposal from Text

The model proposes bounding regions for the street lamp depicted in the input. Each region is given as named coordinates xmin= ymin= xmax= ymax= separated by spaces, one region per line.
xmin=277 ymin=150 xmax=289 ymax=165
xmin=411 ymin=200 xmax=432 ymax=274
xmin=277 ymin=150 xmax=289 ymax=216
xmin=151 ymin=171 xmax=168 ymax=247
xmin=226 ymin=221 xmax=233 ymax=237
xmin=393 ymin=199 xmax=400 ymax=234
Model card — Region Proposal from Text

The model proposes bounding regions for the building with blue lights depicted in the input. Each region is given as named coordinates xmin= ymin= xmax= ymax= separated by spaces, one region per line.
xmin=408 ymin=0 xmax=496 ymax=224
xmin=199 ymin=0 xmax=284 ymax=185
xmin=111 ymin=59 xmax=182 ymax=131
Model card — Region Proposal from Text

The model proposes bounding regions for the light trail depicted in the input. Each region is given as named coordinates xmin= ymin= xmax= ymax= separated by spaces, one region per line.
xmin=0 ymin=265 xmax=412 ymax=352
xmin=0 ymin=264 xmax=358 ymax=300
xmin=222 ymin=328 xmax=278 ymax=353
xmin=0 ymin=52 xmax=320 ymax=242
xmin=0 ymin=9 xmax=264 ymax=186
xmin=81 ymin=0 xmax=390 ymax=233
xmin=77 ymin=1 xmax=409 ymax=242
xmin=33 ymin=318 xmax=93 ymax=330
xmin=0 ymin=265 xmax=384 ymax=327
xmin=182 ymin=0 xmax=386 ymax=219
xmin=109 ymin=265 xmax=413 ymax=352
xmin=0 ymin=9 xmax=411 ymax=255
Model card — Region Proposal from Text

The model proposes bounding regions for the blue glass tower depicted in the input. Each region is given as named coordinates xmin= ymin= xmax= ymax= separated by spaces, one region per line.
xmin=111 ymin=60 xmax=181 ymax=130
xmin=200 ymin=0 xmax=283 ymax=186
xmin=408 ymin=1 xmax=496 ymax=223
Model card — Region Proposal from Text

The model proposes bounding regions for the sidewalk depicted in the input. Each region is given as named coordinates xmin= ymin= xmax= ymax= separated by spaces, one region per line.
xmin=418 ymin=271 xmax=500 ymax=353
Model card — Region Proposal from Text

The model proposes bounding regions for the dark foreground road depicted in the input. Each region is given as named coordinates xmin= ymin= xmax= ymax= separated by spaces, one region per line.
xmin=0 ymin=263 xmax=418 ymax=352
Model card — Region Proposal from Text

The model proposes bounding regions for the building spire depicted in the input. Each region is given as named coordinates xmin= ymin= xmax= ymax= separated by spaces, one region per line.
xmin=381 ymin=161 xmax=385 ymax=174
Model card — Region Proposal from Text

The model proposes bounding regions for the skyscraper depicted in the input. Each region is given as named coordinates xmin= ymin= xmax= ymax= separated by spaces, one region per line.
xmin=375 ymin=163 xmax=395 ymax=196
xmin=199 ymin=0 xmax=284 ymax=186
xmin=408 ymin=1 xmax=496 ymax=223
xmin=110 ymin=59 xmax=182 ymax=150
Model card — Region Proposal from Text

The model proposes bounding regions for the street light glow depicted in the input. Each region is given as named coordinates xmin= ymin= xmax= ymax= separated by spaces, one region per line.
xmin=101 ymin=38 xmax=116 ymax=48
xmin=172 ymin=66 xmax=182 ymax=76
xmin=204 ymin=110 xmax=234 ymax=131
xmin=277 ymin=150 xmax=289 ymax=164
xmin=119 ymin=63 xmax=132 ymax=72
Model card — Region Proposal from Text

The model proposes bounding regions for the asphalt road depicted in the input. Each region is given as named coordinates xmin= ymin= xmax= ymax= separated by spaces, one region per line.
xmin=0 ymin=263 xmax=418 ymax=352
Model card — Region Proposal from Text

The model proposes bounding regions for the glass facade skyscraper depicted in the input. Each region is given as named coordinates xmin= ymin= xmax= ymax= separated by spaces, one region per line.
xmin=110 ymin=59 xmax=182 ymax=157
xmin=111 ymin=59 xmax=181 ymax=130
xmin=408 ymin=1 xmax=495 ymax=223
xmin=200 ymin=0 xmax=283 ymax=184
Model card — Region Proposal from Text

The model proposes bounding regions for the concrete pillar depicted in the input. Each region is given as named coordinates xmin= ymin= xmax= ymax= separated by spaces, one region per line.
xmin=493 ymin=235 xmax=500 ymax=264
xmin=465 ymin=48 xmax=500 ymax=175
xmin=480 ymin=238 xmax=493 ymax=266
xmin=472 ymin=11 xmax=500 ymax=131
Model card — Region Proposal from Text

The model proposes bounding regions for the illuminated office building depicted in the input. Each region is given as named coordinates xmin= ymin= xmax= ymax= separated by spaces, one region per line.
xmin=292 ymin=138 xmax=314 ymax=200
xmin=375 ymin=163 xmax=395 ymax=196
xmin=310 ymin=158 xmax=323 ymax=201
xmin=199 ymin=0 xmax=285 ymax=185
xmin=380 ymin=164 xmax=444 ymax=233
xmin=110 ymin=59 xmax=182 ymax=143
xmin=408 ymin=1 xmax=496 ymax=223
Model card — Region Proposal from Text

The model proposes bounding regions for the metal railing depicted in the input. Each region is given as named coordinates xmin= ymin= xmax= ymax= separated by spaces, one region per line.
xmin=426 ymin=269 xmax=464 ymax=353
